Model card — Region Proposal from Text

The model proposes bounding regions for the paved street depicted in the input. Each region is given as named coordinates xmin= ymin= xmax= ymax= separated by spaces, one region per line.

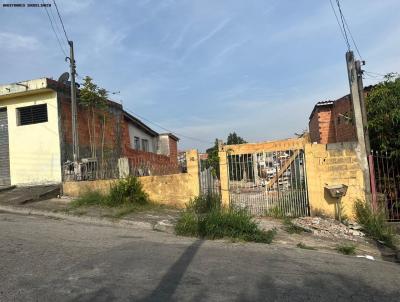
xmin=0 ymin=212 xmax=399 ymax=302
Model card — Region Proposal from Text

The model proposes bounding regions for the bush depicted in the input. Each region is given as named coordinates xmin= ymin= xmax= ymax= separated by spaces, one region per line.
xmin=187 ymin=193 xmax=221 ymax=214
xmin=71 ymin=176 xmax=149 ymax=208
xmin=107 ymin=176 xmax=149 ymax=206
xmin=354 ymin=200 xmax=395 ymax=248
xmin=175 ymin=194 xmax=276 ymax=244
xmin=336 ymin=243 xmax=356 ymax=255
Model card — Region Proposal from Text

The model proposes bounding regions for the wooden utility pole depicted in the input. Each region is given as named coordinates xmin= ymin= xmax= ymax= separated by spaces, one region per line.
xmin=345 ymin=51 xmax=371 ymax=195
xmin=68 ymin=40 xmax=79 ymax=162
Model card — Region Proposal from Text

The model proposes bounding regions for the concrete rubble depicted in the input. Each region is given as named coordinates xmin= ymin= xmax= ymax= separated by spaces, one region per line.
xmin=292 ymin=217 xmax=365 ymax=241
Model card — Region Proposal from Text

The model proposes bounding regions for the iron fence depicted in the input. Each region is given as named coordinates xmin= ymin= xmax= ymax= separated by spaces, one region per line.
xmin=227 ymin=149 xmax=309 ymax=216
xmin=370 ymin=151 xmax=400 ymax=221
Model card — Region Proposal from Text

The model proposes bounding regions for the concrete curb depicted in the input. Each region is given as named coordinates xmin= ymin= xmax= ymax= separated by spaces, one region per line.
xmin=0 ymin=204 xmax=156 ymax=231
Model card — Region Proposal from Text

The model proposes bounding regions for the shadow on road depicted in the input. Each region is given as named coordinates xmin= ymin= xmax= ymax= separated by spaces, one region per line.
xmin=140 ymin=239 xmax=203 ymax=301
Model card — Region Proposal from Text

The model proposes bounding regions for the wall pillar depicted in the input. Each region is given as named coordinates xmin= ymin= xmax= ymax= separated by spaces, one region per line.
xmin=218 ymin=150 xmax=230 ymax=207
xmin=185 ymin=149 xmax=200 ymax=197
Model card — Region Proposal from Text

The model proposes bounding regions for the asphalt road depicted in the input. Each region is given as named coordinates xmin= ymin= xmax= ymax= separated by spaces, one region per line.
xmin=0 ymin=212 xmax=399 ymax=302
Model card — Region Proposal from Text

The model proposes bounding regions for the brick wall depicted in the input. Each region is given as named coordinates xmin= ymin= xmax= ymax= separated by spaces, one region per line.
xmin=168 ymin=137 xmax=178 ymax=163
xmin=121 ymin=118 xmax=179 ymax=174
xmin=309 ymin=96 xmax=356 ymax=144
xmin=332 ymin=96 xmax=356 ymax=142
xmin=58 ymin=92 xmax=123 ymax=162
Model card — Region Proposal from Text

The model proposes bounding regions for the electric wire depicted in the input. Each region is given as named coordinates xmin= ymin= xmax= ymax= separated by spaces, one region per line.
xmin=52 ymin=0 xmax=70 ymax=42
xmin=124 ymin=108 xmax=214 ymax=144
xmin=335 ymin=0 xmax=351 ymax=51
xmin=329 ymin=0 xmax=349 ymax=50
xmin=42 ymin=0 xmax=67 ymax=57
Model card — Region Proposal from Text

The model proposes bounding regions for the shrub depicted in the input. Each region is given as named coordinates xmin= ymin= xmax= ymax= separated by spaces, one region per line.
xmin=71 ymin=176 xmax=149 ymax=208
xmin=107 ymin=176 xmax=149 ymax=206
xmin=336 ymin=243 xmax=356 ymax=255
xmin=186 ymin=193 xmax=221 ymax=214
xmin=354 ymin=200 xmax=395 ymax=248
xmin=176 ymin=194 xmax=276 ymax=244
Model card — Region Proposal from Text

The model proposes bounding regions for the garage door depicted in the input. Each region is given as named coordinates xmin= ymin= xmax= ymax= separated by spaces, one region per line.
xmin=0 ymin=107 xmax=11 ymax=186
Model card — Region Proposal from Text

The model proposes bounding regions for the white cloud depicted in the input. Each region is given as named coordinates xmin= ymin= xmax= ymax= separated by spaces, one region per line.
xmin=0 ymin=32 xmax=40 ymax=50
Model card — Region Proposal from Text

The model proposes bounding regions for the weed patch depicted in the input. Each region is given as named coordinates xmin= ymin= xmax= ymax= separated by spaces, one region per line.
xmin=354 ymin=200 xmax=396 ymax=248
xmin=176 ymin=194 xmax=276 ymax=244
xmin=296 ymin=242 xmax=317 ymax=250
xmin=336 ymin=243 xmax=356 ymax=255
xmin=283 ymin=217 xmax=304 ymax=234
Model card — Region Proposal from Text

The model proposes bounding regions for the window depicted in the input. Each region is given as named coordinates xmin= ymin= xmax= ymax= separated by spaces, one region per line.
xmin=142 ymin=139 xmax=149 ymax=152
xmin=134 ymin=136 xmax=140 ymax=150
xmin=17 ymin=104 xmax=48 ymax=126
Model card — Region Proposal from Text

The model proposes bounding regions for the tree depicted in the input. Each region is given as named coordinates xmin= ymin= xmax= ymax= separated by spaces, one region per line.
xmin=78 ymin=76 xmax=108 ymax=162
xmin=227 ymin=132 xmax=247 ymax=145
xmin=366 ymin=73 xmax=400 ymax=157
xmin=205 ymin=133 xmax=247 ymax=178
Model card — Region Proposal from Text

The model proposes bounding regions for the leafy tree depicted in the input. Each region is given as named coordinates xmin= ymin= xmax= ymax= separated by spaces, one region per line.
xmin=205 ymin=133 xmax=247 ymax=178
xmin=227 ymin=132 xmax=247 ymax=145
xmin=366 ymin=73 xmax=400 ymax=157
xmin=79 ymin=76 xmax=109 ymax=162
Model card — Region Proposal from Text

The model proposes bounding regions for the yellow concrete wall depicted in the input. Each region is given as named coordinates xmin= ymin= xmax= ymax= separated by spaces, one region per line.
xmin=1 ymin=90 xmax=61 ymax=185
xmin=305 ymin=143 xmax=366 ymax=219
xmin=62 ymin=150 xmax=201 ymax=208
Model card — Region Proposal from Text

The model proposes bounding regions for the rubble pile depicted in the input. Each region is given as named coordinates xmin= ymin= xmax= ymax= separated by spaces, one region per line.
xmin=292 ymin=217 xmax=365 ymax=241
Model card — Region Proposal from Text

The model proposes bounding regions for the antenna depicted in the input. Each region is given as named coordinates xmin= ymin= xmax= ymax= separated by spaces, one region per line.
xmin=58 ymin=72 xmax=69 ymax=84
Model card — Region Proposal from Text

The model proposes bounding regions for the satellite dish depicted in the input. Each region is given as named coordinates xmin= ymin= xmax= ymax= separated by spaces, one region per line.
xmin=58 ymin=72 xmax=69 ymax=83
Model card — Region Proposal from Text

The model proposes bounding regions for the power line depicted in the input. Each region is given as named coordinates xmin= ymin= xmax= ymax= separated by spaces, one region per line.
xmin=41 ymin=0 xmax=67 ymax=57
xmin=329 ymin=0 xmax=349 ymax=50
xmin=124 ymin=108 xmax=213 ymax=144
xmin=335 ymin=0 xmax=351 ymax=51
xmin=341 ymin=9 xmax=363 ymax=60
xmin=49 ymin=2 xmax=68 ymax=50
xmin=52 ymin=0 xmax=69 ymax=42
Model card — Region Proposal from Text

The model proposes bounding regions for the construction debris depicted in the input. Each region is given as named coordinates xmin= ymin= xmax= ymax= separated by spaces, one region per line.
xmin=291 ymin=217 xmax=365 ymax=241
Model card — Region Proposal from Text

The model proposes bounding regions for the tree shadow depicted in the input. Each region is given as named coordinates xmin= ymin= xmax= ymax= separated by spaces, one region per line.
xmin=139 ymin=239 xmax=203 ymax=302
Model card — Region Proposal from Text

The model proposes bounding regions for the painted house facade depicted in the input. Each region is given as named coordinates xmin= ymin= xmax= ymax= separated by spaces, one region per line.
xmin=0 ymin=77 xmax=178 ymax=186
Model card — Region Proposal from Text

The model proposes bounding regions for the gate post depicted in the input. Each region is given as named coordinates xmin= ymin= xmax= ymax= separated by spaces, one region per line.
xmin=218 ymin=150 xmax=230 ymax=207
xmin=186 ymin=149 xmax=200 ymax=198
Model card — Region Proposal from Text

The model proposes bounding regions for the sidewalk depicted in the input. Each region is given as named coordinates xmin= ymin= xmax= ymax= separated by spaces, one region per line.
xmin=0 ymin=195 xmax=181 ymax=233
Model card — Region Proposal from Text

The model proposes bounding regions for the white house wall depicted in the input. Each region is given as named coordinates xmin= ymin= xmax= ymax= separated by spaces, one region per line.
xmin=1 ymin=91 xmax=62 ymax=185
xmin=127 ymin=122 xmax=157 ymax=152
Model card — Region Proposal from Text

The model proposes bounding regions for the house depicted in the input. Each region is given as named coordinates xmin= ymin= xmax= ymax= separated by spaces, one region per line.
xmin=308 ymin=86 xmax=374 ymax=144
xmin=0 ymin=77 xmax=179 ymax=186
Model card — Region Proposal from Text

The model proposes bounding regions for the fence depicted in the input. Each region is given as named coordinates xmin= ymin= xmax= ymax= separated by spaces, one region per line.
xmin=199 ymin=160 xmax=220 ymax=196
xmin=370 ymin=151 xmax=400 ymax=221
xmin=63 ymin=155 xmax=184 ymax=181
xmin=226 ymin=149 xmax=309 ymax=216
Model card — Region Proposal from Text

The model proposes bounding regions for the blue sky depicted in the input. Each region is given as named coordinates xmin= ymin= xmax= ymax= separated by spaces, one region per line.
xmin=1 ymin=0 xmax=400 ymax=151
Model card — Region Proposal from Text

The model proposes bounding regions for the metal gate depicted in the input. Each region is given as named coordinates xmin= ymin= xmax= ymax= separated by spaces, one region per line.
xmin=199 ymin=159 xmax=220 ymax=196
xmin=227 ymin=149 xmax=309 ymax=216
xmin=0 ymin=107 xmax=11 ymax=186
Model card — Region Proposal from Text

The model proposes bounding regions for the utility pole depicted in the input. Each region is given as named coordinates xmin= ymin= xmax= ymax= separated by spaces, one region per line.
xmin=68 ymin=40 xmax=79 ymax=162
xmin=345 ymin=51 xmax=371 ymax=195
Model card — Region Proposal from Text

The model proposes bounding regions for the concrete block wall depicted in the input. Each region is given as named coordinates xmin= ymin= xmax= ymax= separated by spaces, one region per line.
xmin=62 ymin=150 xmax=200 ymax=208
xmin=305 ymin=142 xmax=366 ymax=219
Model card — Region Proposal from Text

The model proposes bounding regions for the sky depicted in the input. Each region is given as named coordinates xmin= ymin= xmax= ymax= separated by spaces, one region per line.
xmin=1 ymin=0 xmax=400 ymax=151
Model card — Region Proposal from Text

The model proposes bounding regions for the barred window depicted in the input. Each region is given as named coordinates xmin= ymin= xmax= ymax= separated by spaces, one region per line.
xmin=17 ymin=104 xmax=48 ymax=126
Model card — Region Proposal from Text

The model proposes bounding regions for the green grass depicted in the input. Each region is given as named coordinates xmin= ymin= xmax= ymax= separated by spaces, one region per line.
xmin=336 ymin=243 xmax=356 ymax=255
xmin=283 ymin=217 xmax=304 ymax=234
xmin=68 ymin=176 xmax=158 ymax=218
xmin=354 ymin=200 xmax=396 ymax=248
xmin=296 ymin=242 xmax=317 ymax=250
xmin=175 ymin=194 xmax=276 ymax=244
